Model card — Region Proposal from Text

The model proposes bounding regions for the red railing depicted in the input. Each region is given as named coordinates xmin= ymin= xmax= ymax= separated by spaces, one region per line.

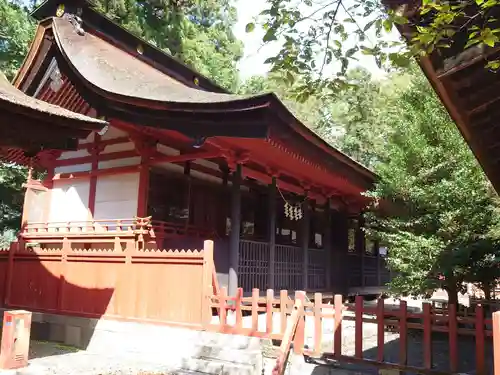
xmin=149 ymin=220 xmax=215 ymax=245
xmin=272 ymin=293 xmax=304 ymax=375
xmin=22 ymin=217 xmax=151 ymax=237
xmin=209 ymin=288 xmax=494 ymax=374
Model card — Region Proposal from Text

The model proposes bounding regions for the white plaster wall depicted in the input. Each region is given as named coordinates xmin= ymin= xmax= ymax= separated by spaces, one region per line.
xmin=57 ymin=148 xmax=90 ymax=160
xmin=101 ymin=141 xmax=135 ymax=154
xmin=55 ymin=163 xmax=92 ymax=174
xmin=98 ymin=157 xmax=140 ymax=170
xmin=25 ymin=189 xmax=47 ymax=223
xmin=49 ymin=180 xmax=90 ymax=223
xmin=93 ymin=173 xmax=139 ymax=220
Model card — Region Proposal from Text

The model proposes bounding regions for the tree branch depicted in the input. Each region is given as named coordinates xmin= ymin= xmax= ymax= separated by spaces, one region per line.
xmin=320 ymin=0 xmax=342 ymax=76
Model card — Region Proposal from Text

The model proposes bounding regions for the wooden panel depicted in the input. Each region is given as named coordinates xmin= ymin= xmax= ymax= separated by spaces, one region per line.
xmin=4 ymin=242 xmax=209 ymax=326
xmin=62 ymin=259 xmax=121 ymax=315
xmin=10 ymin=257 xmax=60 ymax=310
xmin=127 ymin=250 xmax=204 ymax=323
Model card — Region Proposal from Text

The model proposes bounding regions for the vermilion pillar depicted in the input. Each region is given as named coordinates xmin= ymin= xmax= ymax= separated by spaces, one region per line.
xmin=301 ymin=198 xmax=310 ymax=290
xmin=268 ymin=176 xmax=277 ymax=290
xmin=228 ymin=163 xmax=242 ymax=297
xmin=324 ymin=198 xmax=332 ymax=290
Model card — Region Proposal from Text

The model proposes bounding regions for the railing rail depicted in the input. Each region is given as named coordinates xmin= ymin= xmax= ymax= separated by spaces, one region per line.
xmin=22 ymin=217 xmax=151 ymax=237
xmin=150 ymin=220 xmax=215 ymax=239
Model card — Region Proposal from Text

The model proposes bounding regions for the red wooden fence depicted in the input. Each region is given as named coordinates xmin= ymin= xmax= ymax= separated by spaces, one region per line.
xmin=1 ymin=240 xmax=215 ymax=326
xmin=209 ymin=288 xmax=494 ymax=374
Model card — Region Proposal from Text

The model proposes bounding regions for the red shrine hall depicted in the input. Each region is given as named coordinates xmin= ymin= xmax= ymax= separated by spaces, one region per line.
xmin=10 ymin=0 xmax=390 ymax=304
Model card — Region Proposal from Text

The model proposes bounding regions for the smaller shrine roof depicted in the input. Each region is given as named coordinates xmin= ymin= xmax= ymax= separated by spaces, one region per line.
xmin=0 ymin=73 xmax=106 ymax=125
xmin=0 ymin=73 xmax=107 ymax=164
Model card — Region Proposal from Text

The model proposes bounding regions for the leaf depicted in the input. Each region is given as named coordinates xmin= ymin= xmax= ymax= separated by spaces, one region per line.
xmin=393 ymin=15 xmax=408 ymax=25
xmin=389 ymin=52 xmax=410 ymax=67
xmin=345 ymin=47 xmax=358 ymax=58
xmin=363 ymin=19 xmax=377 ymax=31
xmin=484 ymin=36 xmax=496 ymax=47
xmin=383 ymin=19 xmax=393 ymax=33
xmin=245 ymin=23 xmax=255 ymax=33
xmin=263 ymin=29 xmax=277 ymax=42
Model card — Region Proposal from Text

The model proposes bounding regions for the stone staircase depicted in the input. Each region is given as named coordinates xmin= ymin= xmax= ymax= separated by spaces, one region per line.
xmin=85 ymin=321 xmax=266 ymax=375
xmin=7 ymin=318 xmax=266 ymax=375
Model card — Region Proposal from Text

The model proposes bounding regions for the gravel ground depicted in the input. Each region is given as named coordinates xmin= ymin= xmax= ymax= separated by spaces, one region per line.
xmin=9 ymin=341 xmax=187 ymax=375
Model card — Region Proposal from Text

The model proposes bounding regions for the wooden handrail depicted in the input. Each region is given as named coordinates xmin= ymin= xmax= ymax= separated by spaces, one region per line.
xmin=22 ymin=217 xmax=152 ymax=237
xmin=272 ymin=293 xmax=304 ymax=375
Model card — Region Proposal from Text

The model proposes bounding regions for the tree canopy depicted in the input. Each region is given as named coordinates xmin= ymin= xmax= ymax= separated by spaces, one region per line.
xmin=243 ymin=0 xmax=500 ymax=99
xmin=364 ymin=68 xmax=500 ymax=303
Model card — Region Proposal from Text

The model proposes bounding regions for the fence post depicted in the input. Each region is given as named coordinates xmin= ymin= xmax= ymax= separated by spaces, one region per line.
xmin=251 ymin=288 xmax=259 ymax=332
xmin=266 ymin=289 xmax=274 ymax=336
xmin=377 ymin=298 xmax=385 ymax=362
xmin=476 ymin=304 xmax=485 ymax=375
xmin=493 ymin=311 xmax=500 ymax=375
xmin=355 ymin=295 xmax=363 ymax=359
xmin=399 ymin=300 xmax=408 ymax=368
xmin=423 ymin=302 xmax=432 ymax=370
xmin=293 ymin=291 xmax=306 ymax=354
xmin=280 ymin=290 xmax=288 ymax=335
xmin=448 ymin=302 xmax=458 ymax=373
xmin=235 ymin=287 xmax=243 ymax=331
xmin=334 ymin=294 xmax=343 ymax=359
xmin=219 ymin=287 xmax=228 ymax=328
xmin=314 ymin=292 xmax=322 ymax=356
xmin=202 ymin=240 xmax=214 ymax=328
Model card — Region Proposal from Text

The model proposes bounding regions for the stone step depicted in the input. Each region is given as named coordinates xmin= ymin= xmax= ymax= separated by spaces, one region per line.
xmin=87 ymin=328 xmax=262 ymax=355
xmin=180 ymin=357 xmax=257 ymax=375
xmin=194 ymin=346 xmax=262 ymax=368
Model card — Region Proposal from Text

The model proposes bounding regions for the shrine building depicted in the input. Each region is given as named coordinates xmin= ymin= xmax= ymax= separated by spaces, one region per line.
xmin=11 ymin=0 xmax=390 ymax=302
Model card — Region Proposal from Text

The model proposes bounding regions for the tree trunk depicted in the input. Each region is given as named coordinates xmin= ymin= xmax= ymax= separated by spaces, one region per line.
xmin=483 ymin=282 xmax=492 ymax=301
xmin=445 ymin=282 xmax=459 ymax=306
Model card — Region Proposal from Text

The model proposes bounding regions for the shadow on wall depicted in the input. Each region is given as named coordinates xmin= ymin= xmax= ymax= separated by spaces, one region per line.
xmin=0 ymin=244 xmax=116 ymax=352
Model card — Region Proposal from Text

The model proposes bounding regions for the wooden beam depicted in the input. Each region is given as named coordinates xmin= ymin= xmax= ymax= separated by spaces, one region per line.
xmin=150 ymin=150 xmax=221 ymax=165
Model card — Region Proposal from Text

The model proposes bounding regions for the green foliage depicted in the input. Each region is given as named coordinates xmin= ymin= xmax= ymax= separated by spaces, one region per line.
xmin=364 ymin=70 xmax=500 ymax=301
xmin=0 ymin=0 xmax=35 ymax=80
xmin=237 ymin=0 xmax=500 ymax=98
xmin=0 ymin=163 xmax=26 ymax=234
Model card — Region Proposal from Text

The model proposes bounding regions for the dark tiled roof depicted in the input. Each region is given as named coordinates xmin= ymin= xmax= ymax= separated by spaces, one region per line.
xmin=0 ymin=72 xmax=106 ymax=126
xmin=53 ymin=18 xmax=263 ymax=105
